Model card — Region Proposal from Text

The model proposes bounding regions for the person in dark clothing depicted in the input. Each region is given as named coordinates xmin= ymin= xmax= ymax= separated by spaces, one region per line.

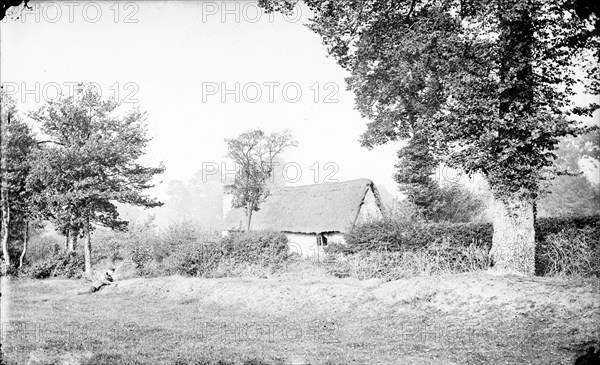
xmin=77 ymin=267 xmax=115 ymax=295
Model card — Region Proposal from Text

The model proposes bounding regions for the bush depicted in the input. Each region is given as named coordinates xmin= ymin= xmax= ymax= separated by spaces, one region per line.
xmin=536 ymin=226 xmax=600 ymax=277
xmin=131 ymin=228 xmax=290 ymax=278
xmin=535 ymin=215 xmax=600 ymax=244
xmin=326 ymin=239 xmax=490 ymax=281
xmin=344 ymin=214 xmax=600 ymax=277
xmin=94 ymin=217 xmax=162 ymax=268
xmin=1 ymin=261 xmax=19 ymax=277
xmin=220 ymin=230 xmax=290 ymax=266
xmin=165 ymin=241 xmax=222 ymax=277
xmin=167 ymin=230 xmax=289 ymax=278
xmin=344 ymin=218 xmax=492 ymax=252
xmin=22 ymin=234 xmax=64 ymax=264
xmin=21 ymin=252 xmax=84 ymax=279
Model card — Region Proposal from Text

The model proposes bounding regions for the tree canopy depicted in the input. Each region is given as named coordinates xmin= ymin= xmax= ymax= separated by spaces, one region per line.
xmin=1 ymin=90 xmax=37 ymax=268
xmin=26 ymin=89 xmax=164 ymax=274
xmin=225 ymin=129 xmax=297 ymax=231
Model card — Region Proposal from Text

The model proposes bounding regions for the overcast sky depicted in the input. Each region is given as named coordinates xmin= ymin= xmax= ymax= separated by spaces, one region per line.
xmin=2 ymin=0 xmax=598 ymax=208
xmin=1 ymin=1 xmax=408 ymax=202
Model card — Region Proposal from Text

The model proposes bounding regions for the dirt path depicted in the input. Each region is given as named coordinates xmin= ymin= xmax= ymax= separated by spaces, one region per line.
xmin=1 ymin=271 xmax=599 ymax=364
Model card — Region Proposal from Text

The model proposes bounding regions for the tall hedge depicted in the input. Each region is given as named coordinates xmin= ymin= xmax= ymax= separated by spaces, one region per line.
xmin=344 ymin=215 xmax=600 ymax=275
xmin=344 ymin=220 xmax=494 ymax=252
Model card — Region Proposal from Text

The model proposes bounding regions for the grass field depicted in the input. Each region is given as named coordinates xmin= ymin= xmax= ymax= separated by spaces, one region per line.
xmin=1 ymin=263 xmax=599 ymax=365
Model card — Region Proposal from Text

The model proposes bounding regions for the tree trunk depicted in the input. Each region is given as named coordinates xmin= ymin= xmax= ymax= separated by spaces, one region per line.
xmin=1 ymin=202 xmax=10 ymax=267
xmin=19 ymin=221 xmax=28 ymax=268
xmin=83 ymin=218 xmax=92 ymax=276
xmin=246 ymin=202 xmax=253 ymax=231
xmin=489 ymin=197 xmax=535 ymax=275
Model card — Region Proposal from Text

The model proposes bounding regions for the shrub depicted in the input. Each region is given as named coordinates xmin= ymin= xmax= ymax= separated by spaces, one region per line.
xmin=325 ymin=239 xmax=489 ymax=281
xmin=134 ymin=229 xmax=290 ymax=278
xmin=24 ymin=235 xmax=64 ymax=264
xmin=344 ymin=214 xmax=600 ymax=278
xmin=21 ymin=252 xmax=84 ymax=279
xmin=220 ymin=230 xmax=290 ymax=266
xmin=166 ymin=241 xmax=222 ymax=277
xmin=0 ymin=261 xmax=19 ymax=277
xmin=344 ymin=218 xmax=492 ymax=252
xmin=535 ymin=215 xmax=600 ymax=276
xmin=93 ymin=229 xmax=127 ymax=262
xmin=535 ymin=215 xmax=600 ymax=244
xmin=536 ymin=226 xmax=600 ymax=277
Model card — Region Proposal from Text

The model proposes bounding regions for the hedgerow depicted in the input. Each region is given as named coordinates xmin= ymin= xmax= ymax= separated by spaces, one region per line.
xmin=342 ymin=214 xmax=600 ymax=277
xmin=20 ymin=252 xmax=84 ymax=279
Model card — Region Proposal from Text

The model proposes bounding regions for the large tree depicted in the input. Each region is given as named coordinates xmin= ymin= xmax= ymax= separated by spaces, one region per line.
xmin=1 ymin=91 xmax=37 ymax=269
xmin=261 ymin=0 xmax=599 ymax=274
xmin=395 ymin=131 xmax=486 ymax=223
xmin=225 ymin=130 xmax=297 ymax=231
xmin=27 ymin=89 xmax=165 ymax=275
xmin=394 ymin=131 xmax=440 ymax=214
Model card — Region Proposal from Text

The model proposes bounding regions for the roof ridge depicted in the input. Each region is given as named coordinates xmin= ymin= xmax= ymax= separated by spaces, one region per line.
xmin=274 ymin=178 xmax=372 ymax=191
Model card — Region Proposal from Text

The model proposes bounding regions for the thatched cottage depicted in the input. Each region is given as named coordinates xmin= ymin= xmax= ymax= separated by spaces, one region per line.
xmin=221 ymin=178 xmax=384 ymax=257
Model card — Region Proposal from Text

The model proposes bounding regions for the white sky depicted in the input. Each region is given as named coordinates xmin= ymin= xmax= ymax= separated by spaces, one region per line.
xmin=2 ymin=0 xmax=598 ymax=206
xmin=0 ymin=0 xmax=404 ymax=202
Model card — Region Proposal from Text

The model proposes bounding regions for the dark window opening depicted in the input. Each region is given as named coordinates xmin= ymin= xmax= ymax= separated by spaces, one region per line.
xmin=317 ymin=234 xmax=328 ymax=246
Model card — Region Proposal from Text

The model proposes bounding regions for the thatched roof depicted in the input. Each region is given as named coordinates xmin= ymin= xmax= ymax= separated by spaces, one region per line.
xmin=222 ymin=178 xmax=383 ymax=234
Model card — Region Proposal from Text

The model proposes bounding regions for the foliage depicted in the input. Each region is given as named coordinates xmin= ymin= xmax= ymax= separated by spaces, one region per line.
xmin=1 ymin=90 xmax=37 ymax=266
xmin=535 ymin=214 xmax=600 ymax=245
xmin=92 ymin=216 xmax=162 ymax=270
xmin=95 ymin=218 xmax=291 ymax=278
xmin=344 ymin=214 xmax=600 ymax=277
xmin=27 ymin=87 xmax=165 ymax=273
xmin=395 ymin=131 xmax=487 ymax=222
xmin=166 ymin=230 xmax=289 ymax=278
xmin=23 ymin=233 xmax=64 ymax=263
xmin=225 ymin=130 xmax=297 ymax=230
xmin=280 ymin=0 xmax=597 ymax=201
xmin=537 ymin=133 xmax=600 ymax=217
xmin=344 ymin=218 xmax=493 ymax=252
xmin=384 ymin=198 xmax=424 ymax=222
xmin=0 ymin=1 xmax=30 ymax=21
xmin=20 ymin=252 xmax=84 ymax=279
xmin=220 ymin=230 xmax=290 ymax=266
xmin=28 ymin=88 xmax=165 ymax=233
xmin=0 ymin=261 xmax=19 ymax=277
xmin=536 ymin=226 xmax=600 ymax=277
xmin=394 ymin=131 xmax=440 ymax=213
xmin=430 ymin=184 xmax=487 ymax=223
xmin=538 ymin=175 xmax=600 ymax=217
xmin=325 ymin=240 xmax=490 ymax=281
